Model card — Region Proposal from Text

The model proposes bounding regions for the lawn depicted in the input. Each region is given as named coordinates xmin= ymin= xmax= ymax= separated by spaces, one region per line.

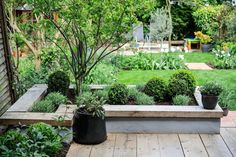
xmin=117 ymin=69 xmax=236 ymax=110
xmin=145 ymin=52 xmax=214 ymax=63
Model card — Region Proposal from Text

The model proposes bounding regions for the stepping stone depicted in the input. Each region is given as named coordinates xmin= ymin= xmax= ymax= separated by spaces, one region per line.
xmin=185 ymin=63 xmax=213 ymax=70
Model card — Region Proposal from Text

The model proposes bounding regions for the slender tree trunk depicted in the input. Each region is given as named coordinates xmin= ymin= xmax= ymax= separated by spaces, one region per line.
xmin=166 ymin=0 xmax=172 ymax=52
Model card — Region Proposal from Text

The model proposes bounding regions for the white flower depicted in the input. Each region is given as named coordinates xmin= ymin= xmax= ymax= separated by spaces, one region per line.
xmin=179 ymin=55 xmax=184 ymax=60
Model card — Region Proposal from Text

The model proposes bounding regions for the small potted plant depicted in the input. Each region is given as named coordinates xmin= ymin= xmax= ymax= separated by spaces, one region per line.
xmin=73 ymin=92 xmax=107 ymax=144
xmin=194 ymin=31 xmax=212 ymax=52
xmin=219 ymin=89 xmax=236 ymax=116
xmin=200 ymin=82 xmax=223 ymax=109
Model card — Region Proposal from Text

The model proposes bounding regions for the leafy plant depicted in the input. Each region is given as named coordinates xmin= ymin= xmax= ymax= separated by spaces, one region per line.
xmin=27 ymin=123 xmax=62 ymax=156
xmin=173 ymin=95 xmax=191 ymax=106
xmin=194 ymin=31 xmax=212 ymax=44
xmin=31 ymin=100 xmax=55 ymax=113
xmin=168 ymin=70 xmax=196 ymax=97
xmin=93 ymin=90 xmax=109 ymax=103
xmin=0 ymin=123 xmax=62 ymax=157
xmin=108 ymin=84 xmax=129 ymax=105
xmin=200 ymin=82 xmax=223 ymax=96
xmin=48 ymin=71 xmax=70 ymax=95
xmin=219 ymin=88 xmax=236 ymax=109
xmin=144 ymin=77 xmax=167 ymax=102
xmin=76 ymin=92 xmax=105 ymax=118
xmin=45 ymin=92 xmax=67 ymax=108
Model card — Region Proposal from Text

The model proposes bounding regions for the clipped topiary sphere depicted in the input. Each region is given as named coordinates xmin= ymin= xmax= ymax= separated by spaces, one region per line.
xmin=48 ymin=71 xmax=70 ymax=95
xmin=108 ymin=83 xmax=128 ymax=105
xmin=168 ymin=70 xmax=196 ymax=97
xmin=144 ymin=77 xmax=167 ymax=102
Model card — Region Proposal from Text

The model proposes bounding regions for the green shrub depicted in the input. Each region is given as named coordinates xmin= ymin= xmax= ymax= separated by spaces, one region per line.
xmin=27 ymin=123 xmax=62 ymax=156
xmin=108 ymin=84 xmax=129 ymax=104
xmin=173 ymin=95 xmax=191 ymax=105
xmin=48 ymin=71 xmax=70 ymax=95
xmin=128 ymin=88 xmax=139 ymax=101
xmin=0 ymin=123 xmax=62 ymax=157
xmin=200 ymin=82 xmax=223 ymax=96
xmin=76 ymin=92 xmax=105 ymax=118
xmin=168 ymin=70 xmax=196 ymax=97
xmin=45 ymin=92 xmax=67 ymax=108
xmin=144 ymin=77 xmax=167 ymax=102
xmin=31 ymin=100 xmax=55 ymax=113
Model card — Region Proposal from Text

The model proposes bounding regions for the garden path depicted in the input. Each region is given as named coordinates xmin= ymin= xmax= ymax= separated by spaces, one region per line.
xmin=185 ymin=63 xmax=213 ymax=70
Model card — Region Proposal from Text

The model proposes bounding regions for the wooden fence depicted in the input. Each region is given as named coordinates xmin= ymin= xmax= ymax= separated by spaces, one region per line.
xmin=0 ymin=0 xmax=15 ymax=115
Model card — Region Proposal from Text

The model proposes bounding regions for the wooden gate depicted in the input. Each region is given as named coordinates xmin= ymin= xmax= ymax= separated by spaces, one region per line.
xmin=0 ymin=0 xmax=15 ymax=115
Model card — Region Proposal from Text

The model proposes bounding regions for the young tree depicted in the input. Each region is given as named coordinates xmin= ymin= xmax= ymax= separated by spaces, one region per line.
xmin=30 ymin=0 xmax=139 ymax=95
xmin=150 ymin=7 xmax=172 ymax=50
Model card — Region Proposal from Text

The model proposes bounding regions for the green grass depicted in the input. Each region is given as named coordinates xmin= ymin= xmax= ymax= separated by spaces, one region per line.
xmin=144 ymin=52 xmax=214 ymax=63
xmin=117 ymin=69 xmax=236 ymax=110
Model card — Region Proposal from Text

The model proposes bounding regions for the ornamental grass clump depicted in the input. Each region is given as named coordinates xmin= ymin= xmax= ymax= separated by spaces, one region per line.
xmin=128 ymin=88 xmax=155 ymax=105
xmin=173 ymin=95 xmax=191 ymax=106
xmin=48 ymin=71 xmax=70 ymax=95
xmin=31 ymin=100 xmax=55 ymax=113
xmin=45 ymin=92 xmax=67 ymax=108
xmin=168 ymin=70 xmax=196 ymax=97
xmin=144 ymin=77 xmax=167 ymax=102
xmin=108 ymin=84 xmax=129 ymax=105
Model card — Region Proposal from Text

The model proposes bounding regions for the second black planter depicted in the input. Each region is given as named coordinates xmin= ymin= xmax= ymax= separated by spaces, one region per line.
xmin=201 ymin=44 xmax=212 ymax=52
xmin=72 ymin=109 xmax=107 ymax=144
xmin=202 ymin=95 xmax=218 ymax=109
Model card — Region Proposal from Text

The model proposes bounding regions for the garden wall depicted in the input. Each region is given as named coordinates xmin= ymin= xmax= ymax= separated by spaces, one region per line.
xmin=0 ymin=1 xmax=15 ymax=115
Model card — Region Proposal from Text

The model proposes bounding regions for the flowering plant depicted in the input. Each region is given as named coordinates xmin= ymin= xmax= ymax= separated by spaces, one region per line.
xmin=194 ymin=31 xmax=212 ymax=44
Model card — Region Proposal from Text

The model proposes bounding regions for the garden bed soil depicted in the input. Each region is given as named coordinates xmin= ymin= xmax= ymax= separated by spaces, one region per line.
xmin=56 ymin=142 xmax=71 ymax=157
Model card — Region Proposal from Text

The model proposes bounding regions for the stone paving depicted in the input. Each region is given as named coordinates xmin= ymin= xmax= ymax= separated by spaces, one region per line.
xmin=185 ymin=63 xmax=213 ymax=70
xmin=221 ymin=111 xmax=236 ymax=128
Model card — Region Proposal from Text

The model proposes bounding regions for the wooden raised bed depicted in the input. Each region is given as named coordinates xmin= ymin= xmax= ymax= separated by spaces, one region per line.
xmin=0 ymin=84 xmax=223 ymax=133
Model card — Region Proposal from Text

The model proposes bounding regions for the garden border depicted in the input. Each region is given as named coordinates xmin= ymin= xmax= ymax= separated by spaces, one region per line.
xmin=0 ymin=84 xmax=223 ymax=133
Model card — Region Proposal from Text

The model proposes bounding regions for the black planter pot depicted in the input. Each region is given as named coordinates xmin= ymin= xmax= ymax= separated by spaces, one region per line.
xmin=201 ymin=44 xmax=212 ymax=52
xmin=222 ymin=107 xmax=229 ymax=116
xmin=72 ymin=109 xmax=107 ymax=144
xmin=202 ymin=95 xmax=218 ymax=109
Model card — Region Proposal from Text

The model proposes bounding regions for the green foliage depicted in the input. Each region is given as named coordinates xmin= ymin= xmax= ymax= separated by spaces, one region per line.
xmin=200 ymin=82 xmax=223 ymax=96
xmin=128 ymin=88 xmax=155 ymax=105
xmin=16 ymin=57 xmax=49 ymax=96
xmin=48 ymin=71 xmax=70 ymax=95
xmin=93 ymin=90 xmax=109 ymax=103
xmin=31 ymin=100 xmax=55 ymax=113
xmin=45 ymin=92 xmax=67 ymax=108
xmin=173 ymin=95 xmax=191 ymax=105
xmin=136 ymin=84 xmax=145 ymax=92
xmin=219 ymin=88 xmax=236 ymax=109
xmin=144 ymin=77 xmax=167 ymax=102
xmin=85 ymin=61 xmax=117 ymax=84
xmin=212 ymin=42 xmax=236 ymax=69
xmin=0 ymin=123 xmax=62 ymax=157
xmin=27 ymin=123 xmax=62 ymax=156
xmin=111 ymin=53 xmax=186 ymax=70
xmin=108 ymin=84 xmax=129 ymax=105
xmin=76 ymin=92 xmax=105 ymax=118
xmin=168 ymin=70 xmax=196 ymax=97
xmin=192 ymin=5 xmax=219 ymax=36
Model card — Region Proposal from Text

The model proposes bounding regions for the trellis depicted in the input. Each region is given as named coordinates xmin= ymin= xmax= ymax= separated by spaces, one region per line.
xmin=0 ymin=0 xmax=15 ymax=115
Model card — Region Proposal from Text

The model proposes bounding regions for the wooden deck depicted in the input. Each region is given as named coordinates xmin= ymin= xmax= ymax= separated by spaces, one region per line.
xmin=66 ymin=128 xmax=236 ymax=157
